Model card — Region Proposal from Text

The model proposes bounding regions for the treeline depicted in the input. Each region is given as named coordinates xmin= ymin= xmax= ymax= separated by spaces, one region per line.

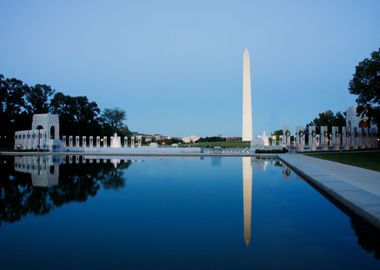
xmin=0 ymin=74 xmax=129 ymax=146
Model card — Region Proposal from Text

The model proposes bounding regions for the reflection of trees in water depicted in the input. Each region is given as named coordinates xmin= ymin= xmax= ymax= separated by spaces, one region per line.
xmin=0 ymin=156 xmax=131 ymax=226
xmin=350 ymin=216 xmax=380 ymax=259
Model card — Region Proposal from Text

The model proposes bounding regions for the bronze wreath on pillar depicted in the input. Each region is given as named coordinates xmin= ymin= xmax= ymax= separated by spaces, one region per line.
xmin=324 ymin=131 xmax=328 ymax=137
xmin=299 ymin=131 xmax=304 ymax=137
xmin=285 ymin=130 xmax=290 ymax=137
xmin=346 ymin=131 xmax=351 ymax=137
xmin=311 ymin=130 xmax=316 ymax=137
xmin=335 ymin=131 xmax=340 ymax=137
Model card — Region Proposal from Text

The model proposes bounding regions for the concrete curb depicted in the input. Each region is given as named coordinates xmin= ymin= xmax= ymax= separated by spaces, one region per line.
xmin=278 ymin=154 xmax=380 ymax=230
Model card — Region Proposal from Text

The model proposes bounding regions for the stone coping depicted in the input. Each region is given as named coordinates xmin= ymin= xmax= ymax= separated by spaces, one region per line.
xmin=278 ymin=154 xmax=380 ymax=230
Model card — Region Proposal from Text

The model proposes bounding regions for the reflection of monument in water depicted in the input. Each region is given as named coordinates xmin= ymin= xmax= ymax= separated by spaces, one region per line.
xmin=242 ymin=157 xmax=252 ymax=246
xmin=242 ymin=157 xmax=270 ymax=246
xmin=14 ymin=155 xmax=63 ymax=187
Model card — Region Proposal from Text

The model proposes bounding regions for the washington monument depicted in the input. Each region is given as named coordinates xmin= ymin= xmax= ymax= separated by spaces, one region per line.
xmin=242 ymin=48 xmax=253 ymax=142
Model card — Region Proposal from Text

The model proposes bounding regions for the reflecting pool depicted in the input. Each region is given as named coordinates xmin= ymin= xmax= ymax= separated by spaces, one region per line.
xmin=0 ymin=155 xmax=379 ymax=270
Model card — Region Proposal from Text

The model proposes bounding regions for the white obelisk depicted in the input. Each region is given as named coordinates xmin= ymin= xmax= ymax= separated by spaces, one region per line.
xmin=242 ymin=48 xmax=253 ymax=141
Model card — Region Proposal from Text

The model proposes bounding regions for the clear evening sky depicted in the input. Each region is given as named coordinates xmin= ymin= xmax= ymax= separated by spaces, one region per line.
xmin=1 ymin=0 xmax=379 ymax=137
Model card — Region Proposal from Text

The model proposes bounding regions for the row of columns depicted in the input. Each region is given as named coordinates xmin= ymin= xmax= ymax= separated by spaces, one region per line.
xmin=14 ymin=130 xmax=48 ymax=150
xmin=283 ymin=126 xmax=378 ymax=152
xmin=62 ymin=135 xmax=143 ymax=148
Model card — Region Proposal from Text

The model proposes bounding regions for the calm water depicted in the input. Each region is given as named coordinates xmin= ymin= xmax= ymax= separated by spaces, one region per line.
xmin=0 ymin=155 xmax=379 ymax=270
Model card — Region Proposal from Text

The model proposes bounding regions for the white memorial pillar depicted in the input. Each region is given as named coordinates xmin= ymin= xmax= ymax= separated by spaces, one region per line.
xmin=131 ymin=136 xmax=135 ymax=148
xmin=62 ymin=136 xmax=66 ymax=147
xmin=96 ymin=136 xmax=100 ymax=147
xmin=82 ymin=136 xmax=87 ymax=147
xmin=296 ymin=126 xmax=304 ymax=152
xmin=342 ymin=127 xmax=350 ymax=150
xmin=103 ymin=136 xmax=107 ymax=147
xmin=76 ymin=136 xmax=80 ymax=147
xmin=368 ymin=128 xmax=373 ymax=148
xmin=137 ymin=136 xmax=142 ymax=148
xmin=124 ymin=136 xmax=128 ymax=147
xmin=353 ymin=127 xmax=359 ymax=149
xmin=308 ymin=126 xmax=317 ymax=151
xmin=320 ymin=126 xmax=328 ymax=151
xmin=371 ymin=128 xmax=378 ymax=148
xmin=332 ymin=126 xmax=340 ymax=151
xmin=69 ymin=136 xmax=73 ymax=147
xmin=89 ymin=136 xmax=93 ymax=147
xmin=362 ymin=128 xmax=369 ymax=148
xmin=282 ymin=125 xmax=291 ymax=149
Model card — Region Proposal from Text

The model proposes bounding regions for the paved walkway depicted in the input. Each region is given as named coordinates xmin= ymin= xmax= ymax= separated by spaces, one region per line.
xmin=278 ymin=154 xmax=380 ymax=230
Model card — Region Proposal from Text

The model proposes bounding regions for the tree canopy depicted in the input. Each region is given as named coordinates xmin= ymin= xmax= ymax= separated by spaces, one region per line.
xmin=307 ymin=110 xmax=346 ymax=127
xmin=349 ymin=48 xmax=380 ymax=129
xmin=100 ymin=107 xmax=128 ymax=134
xmin=0 ymin=74 xmax=130 ymax=147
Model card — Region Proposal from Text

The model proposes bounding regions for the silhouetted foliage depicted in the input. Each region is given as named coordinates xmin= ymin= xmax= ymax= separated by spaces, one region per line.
xmin=349 ymin=48 xmax=380 ymax=131
xmin=100 ymin=107 xmax=129 ymax=135
xmin=198 ymin=136 xmax=226 ymax=143
xmin=0 ymin=74 xmax=130 ymax=147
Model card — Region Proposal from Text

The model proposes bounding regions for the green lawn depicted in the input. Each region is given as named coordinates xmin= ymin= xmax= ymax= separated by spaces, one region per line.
xmin=180 ymin=141 xmax=250 ymax=148
xmin=305 ymin=151 xmax=380 ymax=172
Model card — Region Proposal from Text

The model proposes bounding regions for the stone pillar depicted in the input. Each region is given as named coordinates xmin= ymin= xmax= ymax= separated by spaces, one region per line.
xmin=131 ymin=136 xmax=135 ymax=148
xmin=69 ymin=136 xmax=73 ymax=147
xmin=320 ymin=126 xmax=328 ymax=151
xmin=368 ymin=128 xmax=373 ymax=148
xmin=62 ymin=136 xmax=67 ymax=147
xmin=342 ymin=127 xmax=350 ymax=150
xmin=76 ymin=136 xmax=80 ymax=147
xmin=332 ymin=126 xmax=340 ymax=151
xmin=371 ymin=128 xmax=378 ymax=148
xmin=353 ymin=127 xmax=359 ymax=149
xmin=308 ymin=126 xmax=317 ymax=150
xmin=296 ymin=126 xmax=304 ymax=152
xmin=82 ymin=136 xmax=87 ymax=147
xmin=124 ymin=136 xmax=128 ymax=147
xmin=362 ymin=128 xmax=368 ymax=148
xmin=282 ymin=125 xmax=291 ymax=149
xmin=69 ymin=155 xmax=73 ymax=164
xmin=137 ymin=136 xmax=142 ymax=148
xmin=103 ymin=136 xmax=107 ymax=147
xmin=89 ymin=136 xmax=93 ymax=148
xmin=96 ymin=136 xmax=100 ymax=147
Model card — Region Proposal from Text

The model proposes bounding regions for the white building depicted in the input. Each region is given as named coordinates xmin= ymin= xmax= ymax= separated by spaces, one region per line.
xmin=14 ymin=113 xmax=65 ymax=151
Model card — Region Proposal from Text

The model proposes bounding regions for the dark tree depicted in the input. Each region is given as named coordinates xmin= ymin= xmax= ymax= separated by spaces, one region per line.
xmin=49 ymin=92 xmax=102 ymax=136
xmin=308 ymin=110 xmax=346 ymax=127
xmin=349 ymin=48 xmax=380 ymax=130
xmin=100 ymin=107 xmax=128 ymax=135
xmin=0 ymin=76 xmax=30 ymax=145
xmin=26 ymin=84 xmax=55 ymax=114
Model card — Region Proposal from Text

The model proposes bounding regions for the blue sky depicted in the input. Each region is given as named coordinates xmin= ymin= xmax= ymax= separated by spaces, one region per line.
xmin=1 ymin=0 xmax=379 ymax=137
